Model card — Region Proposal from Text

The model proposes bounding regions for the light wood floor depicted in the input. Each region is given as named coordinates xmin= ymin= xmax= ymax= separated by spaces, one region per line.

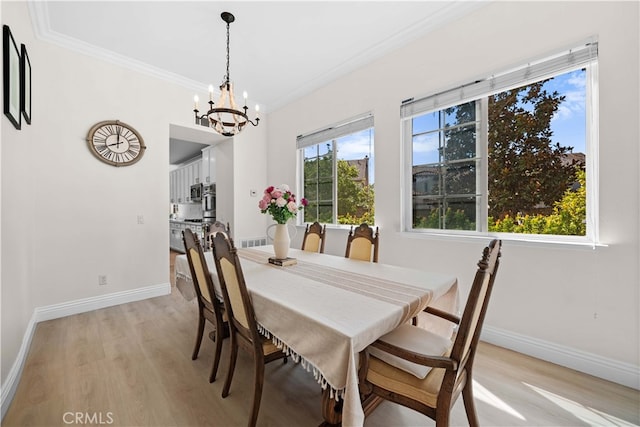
xmin=3 ymin=252 xmax=639 ymax=427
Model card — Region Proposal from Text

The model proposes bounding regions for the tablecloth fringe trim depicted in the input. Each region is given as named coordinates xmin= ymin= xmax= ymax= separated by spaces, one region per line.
xmin=257 ymin=324 xmax=345 ymax=401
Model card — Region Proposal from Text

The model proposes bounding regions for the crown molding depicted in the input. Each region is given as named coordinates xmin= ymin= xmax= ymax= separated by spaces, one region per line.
xmin=28 ymin=1 xmax=208 ymax=95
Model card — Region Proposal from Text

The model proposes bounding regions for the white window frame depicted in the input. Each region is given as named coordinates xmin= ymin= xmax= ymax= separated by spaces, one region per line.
xmin=297 ymin=114 xmax=374 ymax=227
xmin=401 ymin=40 xmax=600 ymax=246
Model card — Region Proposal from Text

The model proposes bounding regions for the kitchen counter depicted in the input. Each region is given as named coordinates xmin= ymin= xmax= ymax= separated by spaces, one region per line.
xmin=170 ymin=218 xmax=204 ymax=224
xmin=169 ymin=220 xmax=205 ymax=252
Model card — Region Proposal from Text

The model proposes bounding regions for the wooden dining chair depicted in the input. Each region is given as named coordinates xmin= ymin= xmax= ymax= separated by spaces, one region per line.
xmin=182 ymin=228 xmax=228 ymax=383
xmin=301 ymin=221 xmax=326 ymax=253
xmin=205 ymin=221 xmax=230 ymax=251
xmin=345 ymin=223 xmax=379 ymax=262
xmin=360 ymin=239 xmax=502 ymax=427
xmin=210 ymin=232 xmax=288 ymax=427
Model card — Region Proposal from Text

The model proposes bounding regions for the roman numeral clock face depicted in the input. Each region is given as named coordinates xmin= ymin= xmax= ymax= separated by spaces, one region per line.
xmin=87 ymin=120 xmax=146 ymax=166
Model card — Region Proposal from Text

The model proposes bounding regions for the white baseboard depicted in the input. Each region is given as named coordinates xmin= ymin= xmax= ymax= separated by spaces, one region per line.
xmin=0 ymin=314 xmax=38 ymax=421
xmin=33 ymin=282 xmax=171 ymax=322
xmin=482 ymin=325 xmax=640 ymax=390
xmin=0 ymin=282 xmax=171 ymax=420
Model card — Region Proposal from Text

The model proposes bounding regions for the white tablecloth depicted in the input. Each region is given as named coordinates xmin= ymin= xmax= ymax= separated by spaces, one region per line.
xmin=175 ymin=246 xmax=458 ymax=427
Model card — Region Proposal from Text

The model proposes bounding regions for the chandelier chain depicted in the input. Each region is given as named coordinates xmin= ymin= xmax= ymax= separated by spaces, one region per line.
xmin=225 ymin=21 xmax=230 ymax=85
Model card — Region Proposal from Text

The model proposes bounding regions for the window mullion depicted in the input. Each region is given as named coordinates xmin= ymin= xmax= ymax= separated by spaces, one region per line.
xmin=439 ymin=112 xmax=446 ymax=229
xmin=402 ymin=119 xmax=414 ymax=231
xmin=332 ymin=140 xmax=338 ymax=224
xmin=477 ymin=97 xmax=489 ymax=232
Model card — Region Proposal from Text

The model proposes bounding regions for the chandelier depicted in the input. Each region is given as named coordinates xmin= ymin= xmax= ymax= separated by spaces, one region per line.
xmin=193 ymin=12 xmax=259 ymax=137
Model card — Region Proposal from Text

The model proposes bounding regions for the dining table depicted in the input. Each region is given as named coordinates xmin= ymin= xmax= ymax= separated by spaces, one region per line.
xmin=175 ymin=245 xmax=459 ymax=427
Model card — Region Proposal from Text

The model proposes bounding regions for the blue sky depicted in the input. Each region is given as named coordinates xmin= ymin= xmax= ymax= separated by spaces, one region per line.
xmin=335 ymin=129 xmax=375 ymax=183
xmin=546 ymin=69 xmax=587 ymax=154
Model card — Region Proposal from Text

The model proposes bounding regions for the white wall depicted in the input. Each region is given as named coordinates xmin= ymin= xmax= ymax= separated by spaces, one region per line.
xmin=269 ymin=0 xmax=639 ymax=384
xmin=214 ymin=139 xmax=235 ymax=235
xmin=231 ymin=120 xmax=269 ymax=241
xmin=0 ymin=1 xmax=198 ymax=389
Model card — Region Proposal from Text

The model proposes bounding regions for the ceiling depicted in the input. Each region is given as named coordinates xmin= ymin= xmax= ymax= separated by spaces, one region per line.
xmin=168 ymin=124 xmax=222 ymax=164
xmin=29 ymin=1 xmax=488 ymax=163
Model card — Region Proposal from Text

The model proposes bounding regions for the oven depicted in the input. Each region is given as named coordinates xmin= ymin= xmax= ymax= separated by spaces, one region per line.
xmin=202 ymin=184 xmax=216 ymax=222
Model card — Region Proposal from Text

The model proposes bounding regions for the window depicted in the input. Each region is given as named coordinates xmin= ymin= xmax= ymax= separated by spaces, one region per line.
xmin=403 ymin=41 xmax=598 ymax=241
xmin=297 ymin=115 xmax=374 ymax=225
xmin=410 ymin=101 xmax=481 ymax=231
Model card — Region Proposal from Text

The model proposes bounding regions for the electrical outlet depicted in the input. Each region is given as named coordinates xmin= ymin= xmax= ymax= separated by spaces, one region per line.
xmin=98 ymin=275 xmax=107 ymax=286
xmin=137 ymin=215 xmax=144 ymax=224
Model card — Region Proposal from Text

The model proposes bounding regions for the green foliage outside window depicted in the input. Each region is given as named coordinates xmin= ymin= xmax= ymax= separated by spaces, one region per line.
xmin=337 ymin=160 xmax=375 ymax=224
xmin=304 ymin=152 xmax=375 ymax=225
xmin=304 ymin=148 xmax=334 ymax=223
xmin=414 ymin=207 xmax=475 ymax=230
xmin=488 ymin=168 xmax=586 ymax=235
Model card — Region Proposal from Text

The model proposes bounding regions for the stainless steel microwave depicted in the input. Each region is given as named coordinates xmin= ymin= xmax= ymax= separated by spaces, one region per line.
xmin=190 ymin=183 xmax=203 ymax=202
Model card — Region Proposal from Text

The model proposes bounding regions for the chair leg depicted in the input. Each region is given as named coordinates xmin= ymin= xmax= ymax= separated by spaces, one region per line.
xmin=462 ymin=380 xmax=480 ymax=427
xmin=209 ymin=326 xmax=224 ymax=383
xmin=222 ymin=335 xmax=238 ymax=398
xmin=435 ymin=409 xmax=450 ymax=427
xmin=248 ymin=354 xmax=265 ymax=427
xmin=192 ymin=314 xmax=205 ymax=360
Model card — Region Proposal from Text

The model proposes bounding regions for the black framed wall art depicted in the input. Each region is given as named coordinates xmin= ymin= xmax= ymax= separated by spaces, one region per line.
xmin=20 ymin=43 xmax=31 ymax=124
xmin=3 ymin=25 xmax=21 ymax=130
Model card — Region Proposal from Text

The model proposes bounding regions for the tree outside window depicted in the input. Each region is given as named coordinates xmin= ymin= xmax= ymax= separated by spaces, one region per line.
xmin=409 ymin=66 xmax=590 ymax=237
xmin=302 ymin=128 xmax=375 ymax=225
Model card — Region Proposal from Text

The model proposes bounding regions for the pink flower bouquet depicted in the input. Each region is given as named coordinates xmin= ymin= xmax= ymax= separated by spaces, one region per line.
xmin=259 ymin=184 xmax=308 ymax=224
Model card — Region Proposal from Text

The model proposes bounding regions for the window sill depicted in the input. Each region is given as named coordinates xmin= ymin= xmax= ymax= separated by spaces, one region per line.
xmin=295 ymin=223 xmax=365 ymax=231
xmin=400 ymin=230 xmax=607 ymax=250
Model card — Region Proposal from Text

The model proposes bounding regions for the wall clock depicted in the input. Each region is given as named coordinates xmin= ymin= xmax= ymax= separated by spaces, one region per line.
xmin=86 ymin=120 xmax=146 ymax=166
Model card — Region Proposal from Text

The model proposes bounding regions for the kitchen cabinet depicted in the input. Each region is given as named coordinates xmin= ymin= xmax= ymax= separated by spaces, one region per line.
xmin=177 ymin=168 xmax=185 ymax=203
xmin=170 ymin=169 xmax=186 ymax=203
xmin=176 ymin=168 xmax=186 ymax=203
xmin=170 ymin=158 xmax=202 ymax=204
xmin=170 ymin=170 xmax=177 ymax=203
xmin=184 ymin=166 xmax=192 ymax=195
xmin=170 ymin=221 xmax=184 ymax=252
xmin=170 ymin=220 xmax=203 ymax=252
xmin=201 ymin=146 xmax=216 ymax=185
xmin=191 ymin=161 xmax=201 ymax=185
